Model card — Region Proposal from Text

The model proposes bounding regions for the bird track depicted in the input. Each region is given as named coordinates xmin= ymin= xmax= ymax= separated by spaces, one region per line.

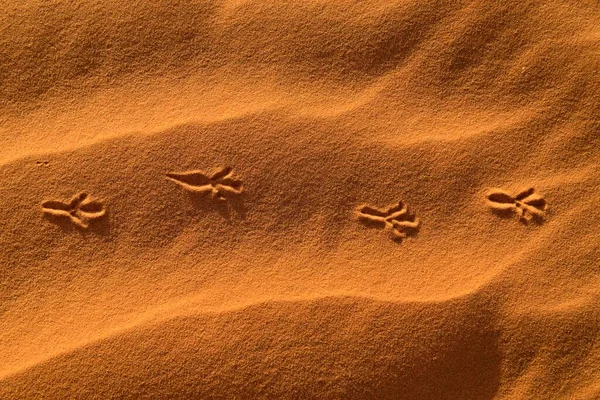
xmin=487 ymin=187 xmax=547 ymax=223
xmin=356 ymin=200 xmax=420 ymax=242
xmin=41 ymin=192 xmax=106 ymax=229
xmin=166 ymin=166 xmax=243 ymax=201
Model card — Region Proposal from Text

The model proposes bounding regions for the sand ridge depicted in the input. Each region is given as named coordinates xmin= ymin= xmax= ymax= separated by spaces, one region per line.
xmin=1 ymin=0 xmax=599 ymax=398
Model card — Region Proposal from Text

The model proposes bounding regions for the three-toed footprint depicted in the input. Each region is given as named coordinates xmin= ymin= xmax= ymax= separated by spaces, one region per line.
xmin=356 ymin=200 xmax=420 ymax=242
xmin=42 ymin=192 xmax=106 ymax=229
xmin=486 ymin=187 xmax=547 ymax=223
xmin=166 ymin=166 xmax=243 ymax=201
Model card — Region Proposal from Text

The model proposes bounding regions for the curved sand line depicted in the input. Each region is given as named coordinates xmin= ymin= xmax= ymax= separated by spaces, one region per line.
xmin=1 ymin=293 xmax=503 ymax=399
xmin=0 ymin=291 xmax=484 ymax=379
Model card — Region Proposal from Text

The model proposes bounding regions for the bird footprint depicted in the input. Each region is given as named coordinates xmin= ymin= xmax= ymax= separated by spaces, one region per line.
xmin=357 ymin=200 xmax=420 ymax=241
xmin=42 ymin=192 xmax=106 ymax=229
xmin=487 ymin=187 xmax=547 ymax=223
xmin=166 ymin=166 xmax=243 ymax=201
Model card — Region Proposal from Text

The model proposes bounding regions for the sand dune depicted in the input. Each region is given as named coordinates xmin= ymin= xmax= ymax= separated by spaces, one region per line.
xmin=1 ymin=0 xmax=599 ymax=398
xmin=2 ymin=295 xmax=504 ymax=399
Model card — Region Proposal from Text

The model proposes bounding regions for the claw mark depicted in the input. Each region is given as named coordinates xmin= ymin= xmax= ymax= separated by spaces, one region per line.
xmin=487 ymin=187 xmax=547 ymax=223
xmin=166 ymin=167 xmax=243 ymax=201
xmin=41 ymin=192 xmax=106 ymax=229
xmin=356 ymin=200 xmax=420 ymax=241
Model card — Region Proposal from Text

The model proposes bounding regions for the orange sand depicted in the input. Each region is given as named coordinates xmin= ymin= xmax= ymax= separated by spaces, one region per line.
xmin=1 ymin=1 xmax=599 ymax=398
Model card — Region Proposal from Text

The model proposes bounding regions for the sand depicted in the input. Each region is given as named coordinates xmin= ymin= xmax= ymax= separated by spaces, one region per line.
xmin=1 ymin=0 xmax=599 ymax=398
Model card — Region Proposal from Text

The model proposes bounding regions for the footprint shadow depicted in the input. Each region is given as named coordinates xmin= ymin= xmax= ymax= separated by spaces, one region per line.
xmin=358 ymin=217 xmax=421 ymax=243
xmin=183 ymin=190 xmax=247 ymax=222
xmin=489 ymin=207 xmax=545 ymax=226
xmin=43 ymin=210 xmax=111 ymax=236
xmin=489 ymin=207 xmax=516 ymax=220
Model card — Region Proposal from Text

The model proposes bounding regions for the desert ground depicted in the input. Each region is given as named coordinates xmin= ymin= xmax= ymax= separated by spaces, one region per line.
xmin=1 ymin=1 xmax=599 ymax=399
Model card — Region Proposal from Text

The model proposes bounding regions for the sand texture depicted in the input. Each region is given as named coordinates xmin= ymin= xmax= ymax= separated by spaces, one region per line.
xmin=1 ymin=1 xmax=599 ymax=399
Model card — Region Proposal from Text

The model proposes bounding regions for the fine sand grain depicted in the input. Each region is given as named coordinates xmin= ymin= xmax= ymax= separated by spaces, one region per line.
xmin=1 ymin=1 xmax=599 ymax=399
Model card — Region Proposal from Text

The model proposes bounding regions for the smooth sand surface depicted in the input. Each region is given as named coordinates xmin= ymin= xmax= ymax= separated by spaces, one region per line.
xmin=1 ymin=1 xmax=599 ymax=398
